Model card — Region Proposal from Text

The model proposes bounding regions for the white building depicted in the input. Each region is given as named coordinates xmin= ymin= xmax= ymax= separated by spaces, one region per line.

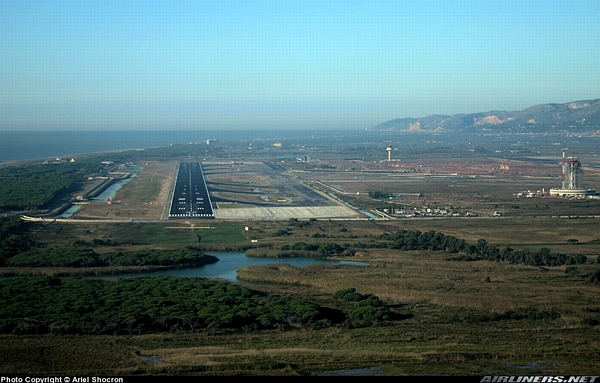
xmin=549 ymin=149 xmax=596 ymax=197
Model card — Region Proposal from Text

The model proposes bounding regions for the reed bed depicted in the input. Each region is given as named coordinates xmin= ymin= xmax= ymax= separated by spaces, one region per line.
xmin=4 ymin=212 xmax=600 ymax=375
xmin=237 ymin=249 xmax=600 ymax=315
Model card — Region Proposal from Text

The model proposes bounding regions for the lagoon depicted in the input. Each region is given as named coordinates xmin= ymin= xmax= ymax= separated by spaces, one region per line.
xmin=91 ymin=251 xmax=368 ymax=282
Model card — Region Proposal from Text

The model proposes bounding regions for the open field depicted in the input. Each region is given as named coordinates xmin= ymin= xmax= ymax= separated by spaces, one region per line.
xmin=74 ymin=161 xmax=177 ymax=220
xmin=25 ymin=221 xmax=249 ymax=252
xmin=54 ymin=154 xmax=600 ymax=222
xmin=22 ymin=215 xmax=600 ymax=249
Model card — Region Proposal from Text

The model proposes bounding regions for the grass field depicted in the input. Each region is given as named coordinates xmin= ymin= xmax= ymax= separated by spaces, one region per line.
xmin=28 ymin=221 xmax=249 ymax=251
xmin=75 ymin=161 xmax=176 ymax=220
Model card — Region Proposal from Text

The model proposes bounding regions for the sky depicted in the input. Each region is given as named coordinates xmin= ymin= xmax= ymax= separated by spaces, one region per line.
xmin=1 ymin=0 xmax=599 ymax=130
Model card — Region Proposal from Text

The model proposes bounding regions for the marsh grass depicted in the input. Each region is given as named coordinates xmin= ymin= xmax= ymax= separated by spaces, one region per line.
xmin=237 ymin=249 xmax=600 ymax=316
xmin=7 ymin=212 xmax=600 ymax=375
xmin=114 ymin=164 xmax=169 ymax=203
xmin=0 ymin=335 xmax=142 ymax=375
xmin=3 ymin=312 xmax=596 ymax=376
xmin=245 ymin=248 xmax=317 ymax=258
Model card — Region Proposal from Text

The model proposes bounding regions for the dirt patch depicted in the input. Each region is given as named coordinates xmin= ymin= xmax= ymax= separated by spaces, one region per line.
xmin=206 ymin=173 xmax=270 ymax=186
xmin=74 ymin=161 xmax=176 ymax=220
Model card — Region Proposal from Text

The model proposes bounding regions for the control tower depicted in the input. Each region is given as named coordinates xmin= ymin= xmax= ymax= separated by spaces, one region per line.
xmin=549 ymin=148 xmax=596 ymax=197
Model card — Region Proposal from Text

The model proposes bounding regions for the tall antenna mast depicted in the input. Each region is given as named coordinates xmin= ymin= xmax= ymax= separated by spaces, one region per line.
xmin=561 ymin=148 xmax=568 ymax=189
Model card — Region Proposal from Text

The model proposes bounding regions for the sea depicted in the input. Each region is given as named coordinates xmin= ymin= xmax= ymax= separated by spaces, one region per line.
xmin=0 ymin=129 xmax=365 ymax=164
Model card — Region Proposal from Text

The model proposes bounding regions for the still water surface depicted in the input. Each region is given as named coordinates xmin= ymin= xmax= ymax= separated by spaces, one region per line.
xmin=59 ymin=167 xmax=143 ymax=218
xmin=92 ymin=252 xmax=368 ymax=282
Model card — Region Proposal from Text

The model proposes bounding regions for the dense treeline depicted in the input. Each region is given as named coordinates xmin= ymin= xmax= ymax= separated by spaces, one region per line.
xmin=0 ymin=159 xmax=106 ymax=210
xmin=98 ymin=248 xmax=217 ymax=266
xmin=0 ymin=216 xmax=34 ymax=265
xmin=451 ymin=307 xmax=561 ymax=324
xmin=7 ymin=248 xmax=101 ymax=267
xmin=360 ymin=230 xmax=587 ymax=267
xmin=275 ymin=229 xmax=588 ymax=268
xmin=333 ymin=288 xmax=393 ymax=327
xmin=0 ymin=276 xmax=325 ymax=334
xmin=445 ymin=238 xmax=587 ymax=267
xmin=381 ymin=230 xmax=468 ymax=252
xmin=279 ymin=242 xmax=349 ymax=256
xmin=4 ymin=248 xmax=216 ymax=268
xmin=0 ymin=216 xmax=22 ymax=236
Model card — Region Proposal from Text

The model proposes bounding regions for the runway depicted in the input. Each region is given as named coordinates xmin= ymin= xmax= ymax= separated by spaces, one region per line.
xmin=168 ymin=162 xmax=214 ymax=219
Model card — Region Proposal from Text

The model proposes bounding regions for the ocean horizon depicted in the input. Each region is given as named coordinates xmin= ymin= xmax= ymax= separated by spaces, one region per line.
xmin=0 ymin=129 xmax=366 ymax=164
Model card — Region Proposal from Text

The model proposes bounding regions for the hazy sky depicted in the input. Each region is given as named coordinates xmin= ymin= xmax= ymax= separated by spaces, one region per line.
xmin=1 ymin=0 xmax=599 ymax=130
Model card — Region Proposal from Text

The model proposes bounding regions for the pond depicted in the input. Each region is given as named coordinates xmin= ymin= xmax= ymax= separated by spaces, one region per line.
xmin=59 ymin=179 xmax=134 ymax=218
xmin=91 ymin=251 xmax=368 ymax=282
xmin=59 ymin=166 xmax=144 ymax=218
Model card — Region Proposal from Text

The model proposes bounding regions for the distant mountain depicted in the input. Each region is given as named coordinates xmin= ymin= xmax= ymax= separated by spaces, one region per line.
xmin=370 ymin=98 xmax=600 ymax=133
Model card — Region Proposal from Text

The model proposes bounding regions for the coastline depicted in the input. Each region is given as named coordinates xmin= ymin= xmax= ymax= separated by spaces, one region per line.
xmin=0 ymin=128 xmax=365 ymax=164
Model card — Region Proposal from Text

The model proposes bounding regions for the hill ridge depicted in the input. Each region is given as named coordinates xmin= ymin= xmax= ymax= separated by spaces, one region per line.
xmin=370 ymin=98 xmax=600 ymax=132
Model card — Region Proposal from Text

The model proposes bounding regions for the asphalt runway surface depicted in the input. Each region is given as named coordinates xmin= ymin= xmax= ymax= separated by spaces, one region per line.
xmin=168 ymin=162 xmax=214 ymax=218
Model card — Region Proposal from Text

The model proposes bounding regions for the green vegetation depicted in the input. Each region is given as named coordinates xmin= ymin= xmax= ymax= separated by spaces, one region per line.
xmin=287 ymin=217 xmax=313 ymax=229
xmin=274 ymin=229 xmax=290 ymax=237
xmin=368 ymin=191 xmax=393 ymax=199
xmin=589 ymin=269 xmax=600 ymax=284
xmin=248 ymin=241 xmax=350 ymax=257
xmin=5 ymin=248 xmax=216 ymax=268
xmin=1 ymin=216 xmax=599 ymax=375
xmin=0 ymin=159 xmax=106 ymax=210
xmin=98 ymin=248 xmax=215 ymax=267
xmin=0 ymin=216 xmax=34 ymax=265
xmin=254 ymin=228 xmax=589 ymax=268
xmin=450 ymin=307 xmax=561 ymax=324
xmin=39 ymin=222 xmax=249 ymax=249
xmin=333 ymin=288 xmax=393 ymax=327
xmin=7 ymin=249 xmax=102 ymax=267
xmin=138 ymin=222 xmax=248 ymax=248
xmin=0 ymin=276 xmax=335 ymax=335
xmin=245 ymin=248 xmax=317 ymax=258
xmin=447 ymin=239 xmax=588 ymax=267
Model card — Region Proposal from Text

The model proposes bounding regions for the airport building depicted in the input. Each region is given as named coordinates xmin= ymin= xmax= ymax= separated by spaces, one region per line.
xmin=549 ymin=149 xmax=596 ymax=197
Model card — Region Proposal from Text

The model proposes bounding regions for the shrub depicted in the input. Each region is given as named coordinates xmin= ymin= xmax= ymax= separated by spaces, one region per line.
xmin=588 ymin=269 xmax=600 ymax=285
xmin=565 ymin=266 xmax=579 ymax=275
